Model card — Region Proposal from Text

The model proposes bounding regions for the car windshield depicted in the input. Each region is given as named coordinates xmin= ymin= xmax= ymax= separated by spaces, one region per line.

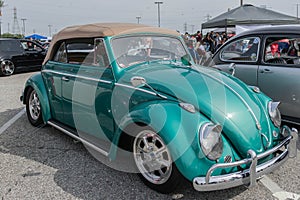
xmin=111 ymin=36 xmax=187 ymax=68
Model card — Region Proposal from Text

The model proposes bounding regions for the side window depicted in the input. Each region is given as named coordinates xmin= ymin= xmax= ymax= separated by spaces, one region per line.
xmin=21 ymin=41 xmax=43 ymax=51
xmin=51 ymin=39 xmax=110 ymax=67
xmin=53 ymin=42 xmax=67 ymax=63
xmin=0 ymin=40 xmax=23 ymax=52
xmin=264 ymin=36 xmax=300 ymax=65
xmin=33 ymin=43 xmax=43 ymax=51
xmin=220 ymin=37 xmax=260 ymax=62
xmin=66 ymin=41 xmax=94 ymax=64
xmin=94 ymin=38 xmax=110 ymax=67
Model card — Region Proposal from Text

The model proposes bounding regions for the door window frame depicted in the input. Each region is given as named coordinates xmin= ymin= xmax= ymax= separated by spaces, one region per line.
xmin=261 ymin=34 xmax=300 ymax=68
xmin=219 ymin=36 xmax=261 ymax=63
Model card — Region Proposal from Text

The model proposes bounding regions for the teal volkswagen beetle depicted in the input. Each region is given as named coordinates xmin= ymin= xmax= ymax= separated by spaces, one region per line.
xmin=21 ymin=23 xmax=298 ymax=193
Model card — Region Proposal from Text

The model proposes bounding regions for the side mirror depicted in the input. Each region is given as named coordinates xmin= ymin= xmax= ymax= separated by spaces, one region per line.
xmin=130 ymin=76 xmax=167 ymax=99
xmin=130 ymin=76 xmax=146 ymax=87
xmin=229 ymin=63 xmax=236 ymax=76
xmin=181 ymin=54 xmax=192 ymax=66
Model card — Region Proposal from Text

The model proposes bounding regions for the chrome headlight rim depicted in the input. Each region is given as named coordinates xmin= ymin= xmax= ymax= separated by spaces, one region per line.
xmin=268 ymin=101 xmax=281 ymax=128
xmin=199 ymin=122 xmax=223 ymax=161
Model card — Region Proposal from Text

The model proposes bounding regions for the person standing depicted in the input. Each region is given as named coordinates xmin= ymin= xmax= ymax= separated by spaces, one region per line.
xmin=215 ymin=32 xmax=222 ymax=51
xmin=203 ymin=32 xmax=215 ymax=54
xmin=195 ymin=31 xmax=202 ymax=43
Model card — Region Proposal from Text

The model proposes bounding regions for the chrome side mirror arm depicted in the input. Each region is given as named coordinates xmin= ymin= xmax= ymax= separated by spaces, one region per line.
xmin=130 ymin=76 xmax=167 ymax=99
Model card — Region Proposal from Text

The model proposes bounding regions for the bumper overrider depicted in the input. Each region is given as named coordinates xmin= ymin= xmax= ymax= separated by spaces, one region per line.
xmin=193 ymin=126 xmax=299 ymax=191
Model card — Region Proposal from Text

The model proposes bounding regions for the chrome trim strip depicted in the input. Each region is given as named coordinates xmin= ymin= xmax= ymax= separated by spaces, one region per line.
xmin=193 ymin=126 xmax=298 ymax=191
xmin=47 ymin=121 xmax=109 ymax=157
xmin=203 ymin=72 xmax=261 ymax=130
xmin=115 ymin=83 xmax=168 ymax=99
xmin=219 ymin=36 xmax=261 ymax=63
xmin=43 ymin=69 xmax=167 ymax=99
xmin=42 ymin=69 xmax=112 ymax=84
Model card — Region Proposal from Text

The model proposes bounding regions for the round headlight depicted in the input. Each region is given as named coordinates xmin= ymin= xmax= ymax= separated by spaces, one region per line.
xmin=268 ymin=101 xmax=281 ymax=128
xmin=199 ymin=123 xmax=223 ymax=160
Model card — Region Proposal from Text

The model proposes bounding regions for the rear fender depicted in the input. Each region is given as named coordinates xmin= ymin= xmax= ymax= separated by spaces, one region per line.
xmin=22 ymin=73 xmax=51 ymax=123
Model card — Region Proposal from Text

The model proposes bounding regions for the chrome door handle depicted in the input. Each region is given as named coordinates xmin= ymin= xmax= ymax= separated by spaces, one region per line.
xmin=260 ymin=69 xmax=272 ymax=73
xmin=62 ymin=76 xmax=69 ymax=81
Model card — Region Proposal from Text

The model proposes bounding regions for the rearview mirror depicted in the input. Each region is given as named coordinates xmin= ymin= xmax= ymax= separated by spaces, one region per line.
xmin=181 ymin=54 xmax=192 ymax=66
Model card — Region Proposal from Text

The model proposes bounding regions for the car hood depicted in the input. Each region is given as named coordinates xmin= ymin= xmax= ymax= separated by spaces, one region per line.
xmin=120 ymin=62 xmax=272 ymax=157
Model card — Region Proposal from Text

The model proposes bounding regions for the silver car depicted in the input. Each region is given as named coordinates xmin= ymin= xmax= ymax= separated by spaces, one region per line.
xmin=210 ymin=25 xmax=300 ymax=125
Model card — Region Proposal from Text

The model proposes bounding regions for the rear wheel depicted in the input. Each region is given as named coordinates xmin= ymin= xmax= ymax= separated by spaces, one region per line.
xmin=0 ymin=60 xmax=15 ymax=76
xmin=26 ymin=87 xmax=43 ymax=126
xmin=131 ymin=126 xmax=183 ymax=193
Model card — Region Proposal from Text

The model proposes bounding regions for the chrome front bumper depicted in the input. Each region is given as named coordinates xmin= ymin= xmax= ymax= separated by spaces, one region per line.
xmin=193 ymin=126 xmax=298 ymax=191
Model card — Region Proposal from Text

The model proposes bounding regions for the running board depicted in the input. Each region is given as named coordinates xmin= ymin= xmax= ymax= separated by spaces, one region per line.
xmin=282 ymin=119 xmax=300 ymax=126
xmin=47 ymin=120 xmax=109 ymax=157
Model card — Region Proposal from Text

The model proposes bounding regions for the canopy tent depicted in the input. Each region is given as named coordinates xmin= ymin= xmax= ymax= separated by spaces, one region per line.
xmin=202 ymin=4 xmax=300 ymax=30
xmin=25 ymin=34 xmax=47 ymax=40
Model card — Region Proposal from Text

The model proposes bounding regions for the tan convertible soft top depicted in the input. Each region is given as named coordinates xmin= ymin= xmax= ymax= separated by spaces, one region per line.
xmin=44 ymin=23 xmax=180 ymax=64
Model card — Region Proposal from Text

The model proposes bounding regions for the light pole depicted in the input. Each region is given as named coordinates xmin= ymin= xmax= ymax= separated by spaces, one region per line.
xmin=21 ymin=18 xmax=26 ymax=36
xmin=297 ymin=4 xmax=299 ymax=19
xmin=0 ymin=0 xmax=4 ymax=37
xmin=154 ymin=1 xmax=163 ymax=27
xmin=136 ymin=16 xmax=141 ymax=24
xmin=190 ymin=24 xmax=195 ymax=33
xmin=48 ymin=24 xmax=52 ymax=37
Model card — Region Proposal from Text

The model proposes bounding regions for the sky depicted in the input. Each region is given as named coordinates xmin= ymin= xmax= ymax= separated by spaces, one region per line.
xmin=1 ymin=0 xmax=300 ymax=37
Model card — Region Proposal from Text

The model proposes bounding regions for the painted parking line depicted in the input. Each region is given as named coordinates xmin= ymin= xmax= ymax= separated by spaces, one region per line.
xmin=0 ymin=108 xmax=26 ymax=135
xmin=260 ymin=176 xmax=300 ymax=200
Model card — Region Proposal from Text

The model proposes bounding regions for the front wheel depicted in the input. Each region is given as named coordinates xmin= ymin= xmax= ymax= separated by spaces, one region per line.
xmin=132 ymin=127 xmax=183 ymax=193
xmin=0 ymin=60 xmax=15 ymax=76
xmin=26 ymin=87 xmax=43 ymax=126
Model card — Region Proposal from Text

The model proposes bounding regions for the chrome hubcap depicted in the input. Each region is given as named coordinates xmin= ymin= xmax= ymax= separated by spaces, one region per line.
xmin=29 ymin=90 xmax=41 ymax=121
xmin=133 ymin=130 xmax=172 ymax=184
xmin=1 ymin=60 xmax=14 ymax=75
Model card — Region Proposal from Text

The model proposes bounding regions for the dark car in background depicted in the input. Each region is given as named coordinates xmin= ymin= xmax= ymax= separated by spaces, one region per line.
xmin=0 ymin=38 xmax=46 ymax=76
xmin=209 ymin=25 xmax=300 ymax=125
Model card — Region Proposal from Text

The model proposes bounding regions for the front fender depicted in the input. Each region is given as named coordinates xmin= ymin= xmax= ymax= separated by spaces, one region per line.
xmin=109 ymin=101 xmax=227 ymax=181
xmin=22 ymin=72 xmax=51 ymax=123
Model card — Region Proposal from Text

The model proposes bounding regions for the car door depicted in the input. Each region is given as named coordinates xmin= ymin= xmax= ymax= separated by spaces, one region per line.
xmin=257 ymin=35 xmax=300 ymax=120
xmin=20 ymin=40 xmax=46 ymax=67
xmin=42 ymin=42 xmax=67 ymax=122
xmin=61 ymin=38 xmax=115 ymax=143
xmin=216 ymin=36 xmax=261 ymax=86
xmin=2 ymin=39 xmax=27 ymax=68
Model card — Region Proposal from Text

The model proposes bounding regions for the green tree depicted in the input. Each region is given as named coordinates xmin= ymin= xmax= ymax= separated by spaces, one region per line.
xmin=0 ymin=0 xmax=3 ymax=37
xmin=0 ymin=0 xmax=4 ymax=16
xmin=1 ymin=33 xmax=23 ymax=38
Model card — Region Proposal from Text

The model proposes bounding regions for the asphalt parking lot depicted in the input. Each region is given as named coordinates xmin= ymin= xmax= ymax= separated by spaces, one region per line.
xmin=0 ymin=72 xmax=299 ymax=200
